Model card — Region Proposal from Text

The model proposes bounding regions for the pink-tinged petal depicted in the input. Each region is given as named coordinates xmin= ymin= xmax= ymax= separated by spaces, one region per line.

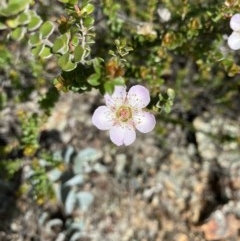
xmin=127 ymin=85 xmax=150 ymax=108
xmin=92 ymin=106 xmax=113 ymax=130
xmin=230 ymin=14 xmax=240 ymax=31
xmin=228 ymin=31 xmax=240 ymax=50
xmin=134 ymin=111 xmax=156 ymax=133
xmin=104 ymin=86 xmax=127 ymax=107
xmin=109 ymin=125 xmax=136 ymax=146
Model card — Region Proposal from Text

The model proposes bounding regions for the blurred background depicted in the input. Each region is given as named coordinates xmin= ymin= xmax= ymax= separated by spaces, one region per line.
xmin=0 ymin=0 xmax=240 ymax=240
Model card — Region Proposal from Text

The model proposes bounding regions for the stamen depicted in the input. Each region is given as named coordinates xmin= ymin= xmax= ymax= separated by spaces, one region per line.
xmin=116 ymin=106 xmax=132 ymax=122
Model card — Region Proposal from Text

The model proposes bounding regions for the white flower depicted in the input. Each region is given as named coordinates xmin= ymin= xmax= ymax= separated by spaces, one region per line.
xmin=157 ymin=7 xmax=171 ymax=22
xmin=92 ymin=85 xmax=156 ymax=146
xmin=228 ymin=13 xmax=240 ymax=50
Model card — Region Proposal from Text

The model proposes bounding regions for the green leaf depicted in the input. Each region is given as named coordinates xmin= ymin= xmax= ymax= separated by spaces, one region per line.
xmin=164 ymin=103 xmax=171 ymax=114
xmin=92 ymin=57 xmax=103 ymax=75
xmin=58 ymin=53 xmax=77 ymax=71
xmin=104 ymin=81 xmax=114 ymax=94
xmin=158 ymin=93 xmax=163 ymax=101
xmin=167 ymin=88 xmax=175 ymax=99
xmin=52 ymin=38 xmax=65 ymax=54
xmin=39 ymin=21 xmax=55 ymax=39
xmin=82 ymin=3 xmax=95 ymax=15
xmin=17 ymin=12 xmax=30 ymax=25
xmin=0 ymin=47 xmax=12 ymax=66
xmin=82 ymin=0 xmax=90 ymax=5
xmin=71 ymin=35 xmax=79 ymax=47
xmin=39 ymin=46 xmax=52 ymax=59
xmin=52 ymin=33 xmax=70 ymax=54
xmin=31 ymin=44 xmax=45 ymax=57
xmin=6 ymin=12 xmax=30 ymax=28
xmin=28 ymin=15 xmax=43 ymax=31
xmin=87 ymin=73 xmax=101 ymax=86
xmin=112 ymin=77 xmax=125 ymax=85
xmin=29 ymin=33 xmax=41 ymax=46
xmin=83 ymin=16 xmax=94 ymax=28
xmin=115 ymin=39 xmax=120 ymax=46
xmin=53 ymin=77 xmax=70 ymax=92
xmin=0 ymin=0 xmax=31 ymax=16
xmin=6 ymin=18 xmax=19 ymax=28
xmin=108 ymin=50 xmax=116 ymax=57
xmin=68 ymin=0 xmax=79 ymax=4
xmin=73 ymin=45 xmax=84 ymax=62
xmin=10 ymin=26 xmax=26 ymax=40
xmin=58 ymin=0 xmax=69 ymax=3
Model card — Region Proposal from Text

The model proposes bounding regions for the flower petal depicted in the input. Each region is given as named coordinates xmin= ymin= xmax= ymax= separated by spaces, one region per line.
xmin=104 ymin=86 xmax=127 ymax=107
xmin=109 ymin=125 xmax=136 ymax=146
xmin=134 ymin=111 xmax=156 ymax=133
xmin=230 ymin=14 xmax=240 ymax=31
xmin=127 ymin=85 xmax=150 ymax=108
xmin=228 ymin=31 xmax=240 ymax=50
xmin=92 ymin=106 xmax=113 ymax=130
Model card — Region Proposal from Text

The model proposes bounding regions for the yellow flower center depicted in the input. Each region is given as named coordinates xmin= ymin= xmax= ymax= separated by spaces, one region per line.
xmin=116 ymin=106 xmax=132 ymax=122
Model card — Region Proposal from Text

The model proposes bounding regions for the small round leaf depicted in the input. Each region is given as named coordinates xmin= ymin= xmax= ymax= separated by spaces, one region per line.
xmin=73 ymin=45 xmax=84 ymax=62
xmin=17 ymin=12 xmax=30 ymax=25
xmin=82 ymin=3 xmax=94 ymax=15
xmin=6 ymin=18 xmax=19 ymax=28
xmin=167 ymin=88 xmax=175 ymax=99
xmin=68 ymin=0 xmax=78 ymax=4
xmin=71 ymin=35 xmax=79 ymax=47
xmin=58 ymin=0 xmax=69 ymax=3
xmin=58 ymin=53 xmax=77 ymax=71
xmin=52 ymin=38 xmax=65 ymax=53
xmin=31 ymin=43 xmax=45 ymax=57
xmin=112 ymin=77 xmax=125 ymax=85
xmin=0 ymin=0 xmax=31 ymax=16
xmin=28 ymin=15 xmax=43 ymax=31
xmin=52 ymin=33 xmax=70 ymax=54
xmin=29 ymin=32 xmax=41 ymax=46
xmin=104 ymin=81 xmax=114 ymax=94
xmin=39 ymin=46 xmax=52 ymax=59
xmin=87 ymin=73 xmax=100 ymax=86
xmin=52 ymin=38 xmax=68 ymax=54
xmin=10 ymin=26 xmax=26 ymax=40
xmin=39 ymin=21 xmax=55 ymax=39
xmin=83 ymin=16 xmax=94 ymax=28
